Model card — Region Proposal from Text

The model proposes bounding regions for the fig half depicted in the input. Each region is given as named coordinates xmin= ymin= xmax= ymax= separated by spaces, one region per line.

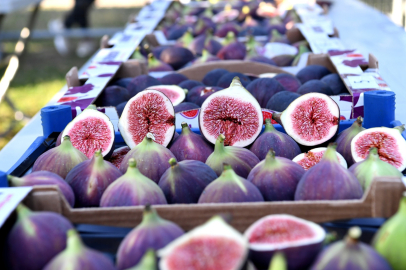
xmin=146 ymin=85 xmax=186 ymax=106
xmin=292 ymin=147 xmax=347 ymax=170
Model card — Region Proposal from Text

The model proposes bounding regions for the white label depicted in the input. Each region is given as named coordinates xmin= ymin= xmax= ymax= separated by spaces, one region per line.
xmin=0 ymin=187 xmax=32 ymax=228
xmin=347 ymin=75 xmax=380 ymax=89
xmin=153 ymin=30 xmax=169 ymax=45
xmin=309 ymin=37 xmax=346 ymax=54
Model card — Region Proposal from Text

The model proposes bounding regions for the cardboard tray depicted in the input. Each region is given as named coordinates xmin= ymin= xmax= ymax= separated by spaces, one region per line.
xmin=23 ymin=176 xmax=405 ymax=232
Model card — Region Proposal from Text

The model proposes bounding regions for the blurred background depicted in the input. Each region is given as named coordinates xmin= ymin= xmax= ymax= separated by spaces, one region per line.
xmin=0 ymin=0 xmax=405 ymax=150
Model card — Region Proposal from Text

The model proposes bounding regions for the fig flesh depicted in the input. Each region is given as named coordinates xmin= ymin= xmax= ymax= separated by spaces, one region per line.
xmin=292 ymin=147 xmax=347 ymax=170
xmin=116 ymin=205 xmax=184 ymax=269
xmin=351 ymin=126 xmax=406 ymax=171
xmin=119 ymin=89 xmax=175 ymax=148
xmin=200 ymin=77 xmax=263 ymax=147
xmin=32 ymin=135 xmax=88 ymax=179
xmin=61 ymin=105 xmax=115 ymax=158
xmin=335 ymin=116 xmax=365 ymax=166
xmin=244 ymin=214 xmax=325 ymax=270
xmin=65 ymin=149 xmax=122 ymax=207
xmin=174 ymin=102 xmax=199 ymax=113
xmin=158 ymin=216 xmax=248 ymax=270
xmin=146 ymin=85 xmax=185 ymax=106
xmin=108 ymin=146 xmax=130 ymax=169
xmin=101 ymin=158 xmax=167 ymax=207
xmin=272 ymin=93 xmax=340 ymax=146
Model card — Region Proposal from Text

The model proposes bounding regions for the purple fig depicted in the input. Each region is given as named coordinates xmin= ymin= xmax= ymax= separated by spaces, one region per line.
xmin=108 ymin=146 xmax=131 ymax=169
xmin=65 ymin=149 xmax=122 ymax=207
xmin=178 ymin=80 xmax=204 ymax=90
xmin=8 ymin=171 xmax=75 ymax=207
xmin=198 ymin=164 xmax=264 ymax=203
xmin=32 ymin=135 xmax=88 ymax=179
xmin=7 ymin=204 xmax=74 ymax=270
xmin=246 ymin=78 xmax=286 ymax=108
xmin=120 ymin=133 xmax=175 ymax=183
xmin=174 ymin=102 xmax=200 ymax=113
xmin=295 ymin=143 xmax=363 ymax=200
xmin=336 ymin=116 xmax=365 ymax=166
xmin=100 ymin=158 xmax=167 ymax=207
xmin=273 ymin=73 xmax=302 ymax=93
xmin=186 ymin=85 xmax=222 ymax=104
xmin=217 ymin=41 xmax=246 ymax=60
xmin=159 ymin=158 xmax=217 ymax=204
xmin=176 ymin=29 xmax=194 ymax=48
xmin=247 ymin=150 xmax=305 ymax=201
xmin=250 ymin=119 xmax=301 ymax=160
xmin=271 ymin=54 xmax=295 ymax=67
xmin=127 ymin=74 xmax=161 ymax=98
xmin=160 ymin=47 xmax=194 ymax=70
xmin=193 ymin=17 xmax=215 ymax=36
xmin=148 ymin=53 xmax=174 ymax=72
xmin=192 ymin=49 xmax=221 ymax=65
xmin=159 ymin=73 xmax=188 ymax=85
xmin=116 ymin=205 xmax=184 ymax=270
xmin=169 ymin=122 xmax=213 ymax=162
xmin=43 ymin=229 xmax=116 ymax=270
xmin=215 ymin=22 xmax=240 ymax=38
xmin=270 ymin=29 xmax=290 ymax=44
xmin=96 ymin=85 xmax=130 ymax=107
xmin=246 ymin=55 xmax=277 ymax=66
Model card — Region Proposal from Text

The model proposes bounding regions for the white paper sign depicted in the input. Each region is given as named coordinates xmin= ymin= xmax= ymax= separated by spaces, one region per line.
xmin=309 ymin=37 xmax=346 ymax=54
xmin=0 ymin=187 xmax=32 ymax=228
xmin=347 ymin=75 xmax=380 ymax=89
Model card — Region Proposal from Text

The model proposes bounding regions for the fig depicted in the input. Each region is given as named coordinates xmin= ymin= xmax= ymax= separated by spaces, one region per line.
xmin=178 ymin=79 xmax=204 ymax=90
xmin=271 ymin=54 xmax=295 ymax=67
xmin=269 ymin=30 xmax=290 ymax=44
xmin=199 ymin=164 xmax=264 ymax=203
xmin=200 ymin=77 xmax=262 ymax=146
xmin=169 ymin=122 xmax=213 ymax=162
xmin=174 ymin=102 xmax=199 ymax=113
xmin=215 ymin=22 xmax=241 ymax=37
xmin=193 ymin=17 xmax=216 ymax=37
xmin=204 ymin=36 xmax=223 ymax=56
xmin=249 ymin=119 xmax=301 ymax=160
xmin=159 ymin=158 xmax=217 ymax=204
xmin=351 ymin=126 xmax=406 ymax=171
xmin=292 ymin=147 xmax=347 ymax=170
xmin=297 ymin=80 xmax=334 ymax=95
xmin=247 ymin=150 xmax=305 ymax=201
xmin=272 ymin=93 xmax=340 ymax=146
xmin=152 ymin=45 xmax=172 ymax=59
xmin=131 ymin=46 xmax=146 ymax=61
xmin=32 ymin=135 xmax=87 ymax=179
xmin=192 ymin=49 xmax=221 ymax=65
xmin=116 ymin=205 xmax=184 ymax=269
xmin=120 ymin=133 xmax=175 ymax=183
xmin=108 ymin=146 xmax=131 ymax=169
xmin=6 ymin=204 xmax=74 ymax=270
xmin=159 ymin=73 xmax=188 ymax=85
xmin=187 ymin=85 xmax=222 ymax=104
xmin=321 ymin=73 xmax=347 ymax=95
xmin=189 ymin=33 xmax=222 ymax=56
xmin=65 ymin=149 xmax=122 ymax=207
xmin=127 ymin=75 xmax=161 ymax=98
xmin=61 ymin=105 xmax=115 ymax=158
xmin=246 ymin=78 xmax=286 ymax=108
xmin=128 ymin=250 xmax=157 ymax=270
xmin=8 ymin=171 xmax=75 ymax=207
xmin=373 ymin=192 xmax=406 ymax=270
xmin=167 ymin=25 xmax=189 ymax=40
xmin=217 ymin=41 xmax=247 ymax=60
xmin=160 ymin=47 xmax=194 ymax=70
xmin=116 ymin=101 xmax=127 ymax=117
xmin=148 ymin=53 xmax=174 ymax=72
xmin=101 ymin=158 xmax=167 ymax=207
xmin=176 ymin=30 xmax=193 ymax=48
xmin=158 ymin=216 xmax=248 ymax=270
xmin=43 ymin=229 xmax=116 ymax=270
xmin=146 ymin=85 xmax=185 ymax=106
xmin=269 ymin=253 xmax=287 ymax=270
xmin=336 ymin=116 xmax=365 ymax=166
xmin=295 ymin=143 xmax=363 ymax=200
xmin=349 ymin=147 xmax=402 ymax=190
xmin=96 ymin=85 xmax=130 ymax=106
xmin=296 ymin=65 xmax=331 ymax=84
xmin=111 ymin=77 xmax=132 ymax=88
xmin=266 ymin=91 xmax=301 ymax=112
xmin=244 ymin=214 xmax=325 ymax=270
xmin=247 ymin=55 xmax=277 ymax=66
xmin=311 ymin=227 xmax=391 ymax=270
xmin=202 ymin=68 xmax=229 ymax=86
xmin=119 ymin=89 xmax=175 ymax=148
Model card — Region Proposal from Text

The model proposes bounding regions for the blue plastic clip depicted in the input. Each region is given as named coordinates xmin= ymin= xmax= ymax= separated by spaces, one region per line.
xmin=41 ymin=105 xmax=72 ymax=137
xmin=0 ymin=171 xmax=8 ymax=187
xmin=363 ymin=91 xmax=395 ymax=129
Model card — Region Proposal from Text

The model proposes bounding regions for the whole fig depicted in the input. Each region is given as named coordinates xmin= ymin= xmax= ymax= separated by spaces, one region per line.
xmin=336 ymin=116 xmax=365 ymax=166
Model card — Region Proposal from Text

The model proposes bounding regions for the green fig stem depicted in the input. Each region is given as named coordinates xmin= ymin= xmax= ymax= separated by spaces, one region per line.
xmin=169 ymin=158 xmax=177 ymax=167
xmin=94 ymin=149 xmax=105 ymax=167
xmin=16 ymin=204 xmax=32 ymax=220
xmin=200 ymin=50 xmax=210 ymax=62
xmin=221 ymin=164 xmax=247 ymax=192
xmin=86 ymin=104 xmax=97 ymax=110
xmin=367 ymin=147 xmax=379 ymax=161
xmin=268 ymin=252 xmax=287 ymax=270
xmin=264 ymin=150 xmax=277 ymax=167
xmin=271 ymin=112 xmax=282 ymax=125
xmin=66 ymin=229 xmax=84 ymax=253
xmin=7 ymin=175 xmax=23 ymax=186
xmin=264 ymin=119 xmax=276 ymax=132
xmin=141 ymin=205 xmax=162 ymax=225
xmin=322 ymin=143 xmax=339 ymax=162
xmin=346 ymin=226 xmax=361 ymax=244
xmin=128 ymin=158 xmax=137 ymax=169
xmin=223 ymin=163 xmax=232 ymax=171
xmin=60 ymin=135 xmax=74 ymax=150
xmin=394 ymin=125 xmax=405 ymax=133
xmin=355 ymin=116 xmax=363 ymax=127
xmin=214 ymin=134 xmax=226 ymax=154
xmin=230 ymin=77 xmax=243 ymax=88
xmin=181 ymin=122 xmax=191 ymax=135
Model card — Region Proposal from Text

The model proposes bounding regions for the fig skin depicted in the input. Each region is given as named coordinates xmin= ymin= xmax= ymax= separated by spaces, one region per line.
xmin=296 ymin=65 xmax=331 ymax=84
xmin=108 ymin=146 xmax=131 ymax=169
xmin=159 ymin=158 xmax=217 ymax=204
xmin=129 ymin=249 xmax=157 ymax=270
xmin=96 ymin=85 xmax=130 ymax=107
xmin=127 ymin=75 xmax=161 ymax=97
xmin=336 ymin=116 xmax=365 ymax=166
xmin=32 ymin=135 xmax=88 ymax=179
xmin=295 ymin=144 xmax=363 ymax=201
xmin=216 ymin=72 xmax=251 ymax=88
xmin=297 ymin=80 xmax=334 ymax=95
xmin=247 ymin=150 xmax=305 ymax=201
xmin=169 ymin=122 xmax=213 ymax=162
xmin=116 ymin=205 xmax=184 ymax=270
xmin=159 ymin=73 xmax=188 ymax=85
xmin=246 ymin=78 xmax=286 ymax=108
xmin=174 ymin=102 xmax=200 ymax=113
xmin=148 ymin=53 xmax=174 ymax=72
xmin=321 ymin=73 xmax=347 ymax=95
xmin=186 ymin=85 xmax=222 ymax=104
xmin=349 ymin=147 xmax=403 ymax=190
xmin=202 ymin=68 xmax=229 ymax=86
xmin=206 ymin=134 xmax=260 ymax=178
xmin=8 ymin=171 xmax=75 ymax=207
xmin=65 ymin=149 xmax=122 ymax=207
xmin=273 ymin=73 xmax=302 ymax=93
xmin=178 ymin=79 xmax=204 ymax=91
xmin=266 ymin=91 xmax=300 ymax=112
xmin=43 ymin=229 xmax=116 ymax=270
xmin=160 ymin=47 xmax=195 ymax=70
xmin=217 ymin=41 xmax=247 ymax=60
xmin=199 ymin=164 xmax=264 ymax=203
xmin=120 ymin=133 xmax=176 ymax=183
xmin=101 ymin=158 xmax=167 ymax=207
xmin=250 ymin=119 xmax=301 ymax=160
xmin=7 ymin=204 xmax=74 ymax=270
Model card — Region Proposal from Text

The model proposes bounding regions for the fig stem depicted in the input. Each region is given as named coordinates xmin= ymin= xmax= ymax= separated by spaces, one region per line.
xmin=16 ymin=204 xmax=32 ymax=221
xmin=66 ymin=229 xmax=84 ymax=254
xmin=346 ymin=226 xmax=361 ymax=244
xmin=142 ymin=206 xmax=162 ymax=225
xmin=146 ymin=133 xmax=156 ymax=141
xmin=169 ymin=158 xmax=177 ymax=167
xmin=94 ymin=149 xmax=105 ymax=166
xmin=268 ymin=252 xmax=287 ymax=270
xmin=60 ymin=135 xmax=74 ymax=150
xmin=367 ymin=147 xmax=379 ymax=160
xmin=394 ymin=125 xmax=406 ymax=133
xmin=264 ymin=119 xmax=276 ymax=132
xmin=128 ymin=158 xmax=137 ymax=168
xmin=181 ymin=122 xmax=190 ymax=134
xmin=87 ymin=104 xmax=97 ymax=110
xmin=214 ymin=134 xmax=226 ymax=153
xmin=265 ymin=150 xmax=277 ymax=166
xmin=220 ymin=164 xmax=247 ymax=193
xmin=230 ymin=77 xmax=242 ymax=88
xmin=322 ymin=143 xmax=338 ymax=163
xmin=223 ymin=163 xmax=232 ymax=171
xmin=355 ymin=116 xmax=363 ymax=127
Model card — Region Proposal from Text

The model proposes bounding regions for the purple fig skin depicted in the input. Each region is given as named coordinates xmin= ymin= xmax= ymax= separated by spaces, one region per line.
xmin=178 ymin=80 xmax=204 ymax=91
xmin=43 ymin=229 xmax=116 ymax=270
xmin=215 ymin=22 xmax=240 ymax=37
xmin=56 ymin=132 xmax=62 ymax=146
xmin=148 ymin=53 xmax=174 ymax=72
xmin=101 ymin=158 xmax=167 ymax=207
xmin=273 ymin=73 xmax=302 ymax=93
xmin=217 ymin=42 xmax=247 ymax=60
xmin=174 ymin=102 xmax=200 ymax=113
xmin=8 ymin=171 xmax=75 ymax=207
xmin=167 ymin=132 xmax=180 ymax=149
xmin=66 ymin=149 xmax=122 ymax=207
xmin=159 ymin=73 xmax=188 ymax=85
xmin=120 ymin=134 xmax=175 ymax=183
xmin=295 ymin=144 xmax=363 ymax=201
xmin=127 ymin=75 xmax=161 ymax=97
xmin=159 ymin=158 xmax=217 ymax=204
xmin=247 ymin=150 xmax=305 ymax=201
xmin=32 ymin=135 xmax=88 ymax=179
xmin=186 ymin=85 xmax=222 ymax=104
xmin=116 ymin=206 xmax=184 ymax=270
xmin=271 ymin=54 xmax=295 ymax=67
xmin=97 ymin=85 xmax=130 ymax=107
xmin=206 ymin=134 xmax=260 ymax=178
xmin=250 ymin=119 xmax=301 ymax=160
xmin=246 ymin=55 xmax=277 ymax=66
xmin=7 ymin=205 xmax=73 ymax=270
xmin=246 ymin=78 xmax=286 ymax=108
xmin=336 ymin=116 xmax=365 ymax=166
xmin=169 ymin=122 xmax=213 ymax=162
xmin=198 ymin=164 xmax=264 ymax=203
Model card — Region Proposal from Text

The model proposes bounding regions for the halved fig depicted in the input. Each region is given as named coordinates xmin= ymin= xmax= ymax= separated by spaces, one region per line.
xmin=351 ymin=126 xmax=406 ymax=171
xmin=244 ymin=214 xmax=325 ymax=270
xmin=107 ymin=146 xmax=130 ymax=169
xmin=272 ymin=93 xmax=340 ymax=147
xmin=292 ymin=147 xmax=347 ymax=170
xmin=61 ymin=105 xmax=114 ymax=158
xmin=146 ymin=85 xmax=185 ymax=106
xmin=199 ymin=77 xmax=263 ymax=147
xmin=119 ymin=89 xmax=175 ymax=148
